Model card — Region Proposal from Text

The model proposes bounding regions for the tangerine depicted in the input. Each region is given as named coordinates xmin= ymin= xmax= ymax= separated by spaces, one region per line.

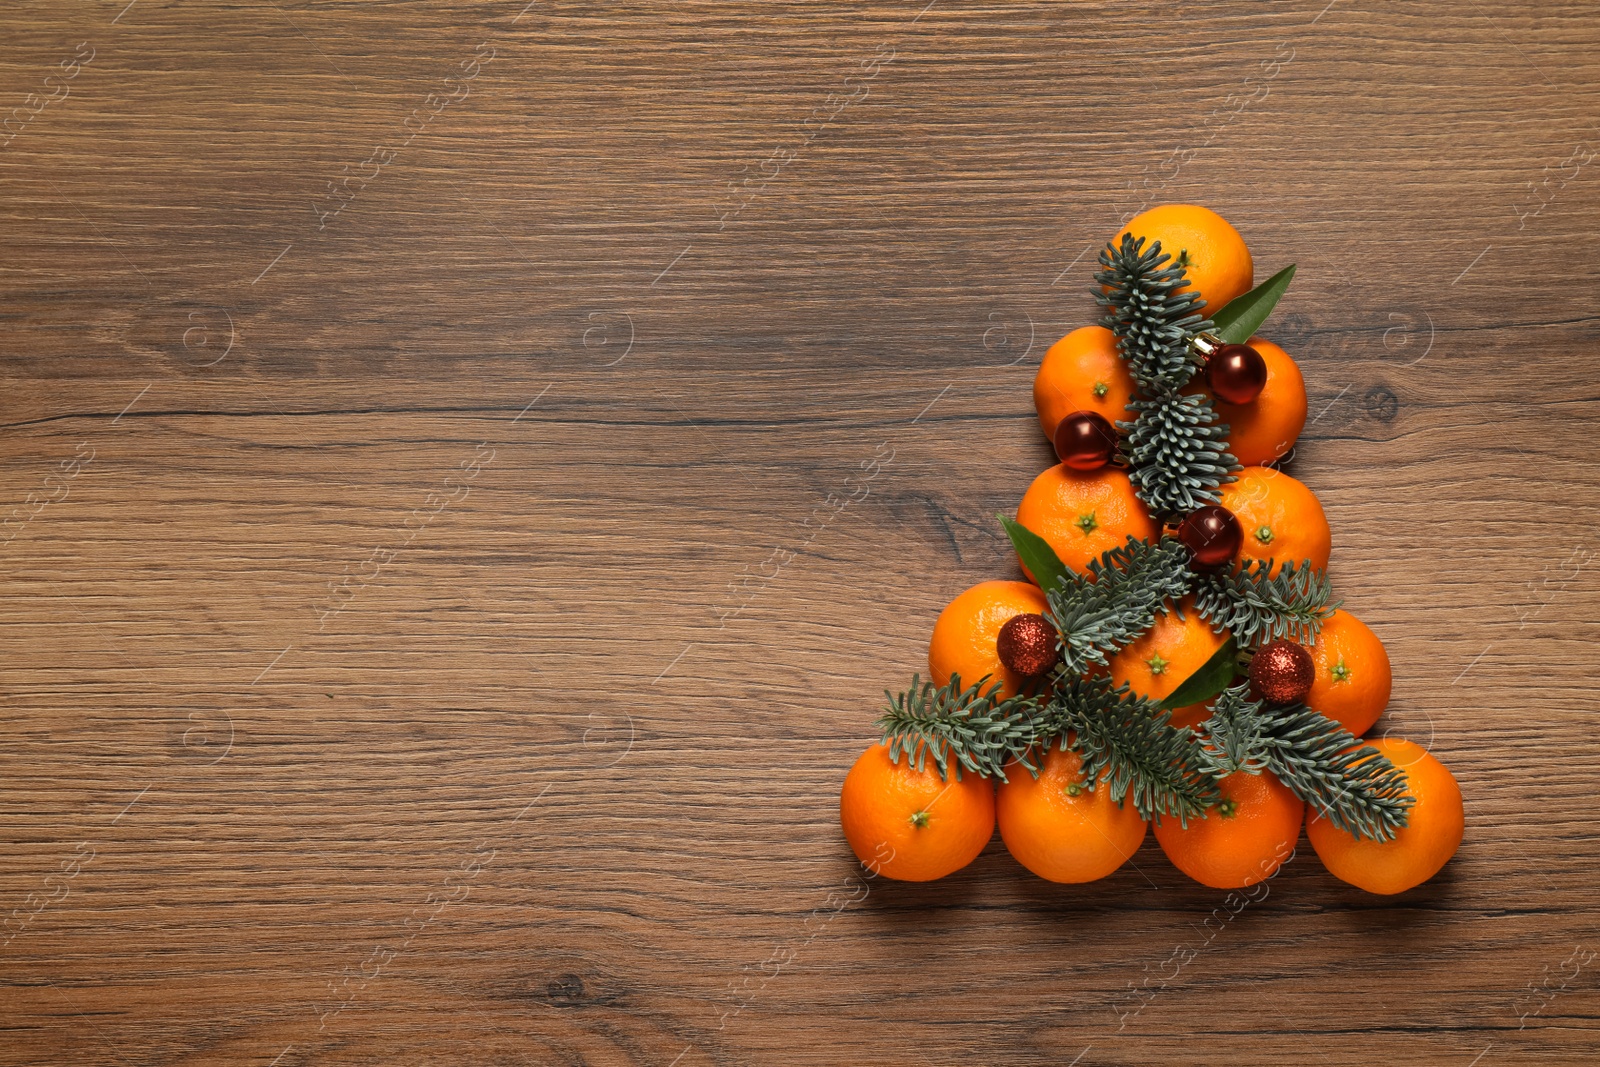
xmin=1210 ymin=338 xmax=1307 ymax=467
xmin=1218 ymin=466 xmax=1331 ymax=576
xmin=1114 ymin=204 xmax=1254 ymax=314
xmin=1015 ymin=465 xmax=1160 ymax=579
xmin=928 ymin=580 xmax=1050 ymax=700
xmin=839 ymin=741 xmax=996 ymax=882
xmin=996 ymin=744 xmax=1148 ymax=883
xmin=1306 ymin=738 xmax=1462 ymax=895
xmin=1034 ymin=326 xmax=1138 ymax=443
xmin=1306 ymin=609 xmax=1391 ymax=735
xmin=1106 ymin=596 xmax=1229 ymax=730
xmin=1153 ymin=770 xmax=1303 ymax=888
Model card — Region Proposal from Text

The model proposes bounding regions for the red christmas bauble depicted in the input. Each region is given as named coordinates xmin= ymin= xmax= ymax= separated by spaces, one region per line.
xmin=1053 ymin=410 xmax=1118 ymax=471
xmin=997 ymin=613 xmax=1059 ymax=677
xmin=1248 ymin=639 xmax=1315 ymax=705
xmin=1206 ymin=343 xmax=1269 ymax=405
xmin=1176 ymin=504 xmax=1243 ymax=570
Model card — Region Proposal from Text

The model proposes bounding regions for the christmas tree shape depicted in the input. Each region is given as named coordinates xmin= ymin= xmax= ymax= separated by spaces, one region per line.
xmin=841 ymin=207 xmax=1464 ymax=894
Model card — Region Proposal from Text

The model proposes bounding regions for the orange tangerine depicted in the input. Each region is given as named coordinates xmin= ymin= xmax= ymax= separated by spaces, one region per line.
xmin=1034 ymin=326 xmax=1138 ymax=443
xmin=1114 ymin=204 xmax=1254 ymax=315
xmin=1106 ymin=596 xmax=1230 ymax=729
xmin=840 ymin=741 xmax=996 ymax=882
xmin=1015 ymin=465 xmax=1160 ymax=579
xmin=1218 ymin=466 xmax=1331 ymax=576
xmin=996 ymin=745 xmax=1148 ymax=883
xmin=1154 ymin=770 xmax=1304 ymax=889
xmin=1211 ymin=338 xmax=1307 ymax=467
xmin=928 ymin=580 xmax=1050 ymax=700
xmin=1306 ymin=738 xmax=1463 ymax=895
xmin=1305 ymin=609 xmax=1392 ymax=735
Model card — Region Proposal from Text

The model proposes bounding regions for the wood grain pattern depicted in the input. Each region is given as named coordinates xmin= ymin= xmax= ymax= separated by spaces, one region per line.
xmin=2 ymin=1 xmax=1598 ymax=1063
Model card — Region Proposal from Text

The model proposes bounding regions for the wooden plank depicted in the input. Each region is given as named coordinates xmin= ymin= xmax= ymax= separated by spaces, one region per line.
xmin=2 ymin=1 xmax=1598 ymax=1063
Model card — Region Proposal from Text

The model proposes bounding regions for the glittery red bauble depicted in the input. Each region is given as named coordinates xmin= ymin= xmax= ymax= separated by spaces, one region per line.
xmin=997 ymin=613 xmax=1059 ymax=677
xmin=1248 ymin=639 xmax=1315 ymax=705
xmin=1206 ymin=343 xmax=1269 ymax=405
xmin=1053 ymin=410 xmax=1118 ymax=471
xmin=1176 ymin=504 xmax=1243 ymax=571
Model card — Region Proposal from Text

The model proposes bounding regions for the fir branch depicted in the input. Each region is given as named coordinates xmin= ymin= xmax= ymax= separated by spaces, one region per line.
xmin=1198 ymin=684 xmax=1414 ymax=841
xmin=1095 ymin=233 xmax=1239 ymax=517
xmin=1095 ymin=234 xmax=1212 ymax=392
xmin=1193 ymin=558 xmax=1339 ymax=648
xmin=1197 ymin=684 xmax=1274 ymax=777
xmin=877 ymin=673 xmax=1043 ymax=782
xmin=1044 ymin=674 xmax=1222 ymax=826
xmin=1045 ymin=536 xmax=1193 ymax=674
xmin=1255 ymin=704 xmax=1414 ymax=841
xmin=1121 ymin=390 xmax=1238 ymax=515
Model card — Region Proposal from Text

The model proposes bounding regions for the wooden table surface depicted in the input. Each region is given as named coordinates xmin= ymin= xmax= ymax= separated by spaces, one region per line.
xmin=3 ymin=2 xmax=1598 ymax=1064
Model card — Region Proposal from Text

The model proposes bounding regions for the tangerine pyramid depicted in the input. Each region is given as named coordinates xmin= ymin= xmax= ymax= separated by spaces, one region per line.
xmin=839 ymin=204 xmax=1463 ymax=895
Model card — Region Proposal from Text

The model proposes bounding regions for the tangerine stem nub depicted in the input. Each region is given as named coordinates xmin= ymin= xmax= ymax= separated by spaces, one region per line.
xmin=908 ymin=810 xmax=931 ymax=829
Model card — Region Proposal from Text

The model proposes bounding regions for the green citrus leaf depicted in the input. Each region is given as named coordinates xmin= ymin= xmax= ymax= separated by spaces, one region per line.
xmin=998 ymin=514 xmax=1069 ymax=592
xmin=1211 ymin=265 xmax=1296 ymax=345
xmin=1161 ymin=634 xmax=1241 ymax=710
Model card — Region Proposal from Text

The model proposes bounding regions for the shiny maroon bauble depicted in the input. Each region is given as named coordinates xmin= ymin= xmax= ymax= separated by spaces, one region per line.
xmin=1206 ymin=343 xmax=1269 ymax=405
xmin=1053 ymin=410 xmax=1118 ymax=471
xmin=1248 ymin=639 xmax=1315 ymax=705
xmin=1175 ymin=504 xmax=1243 ymax=571
xmin=997 ymin=613 xmax=1059 ymax=677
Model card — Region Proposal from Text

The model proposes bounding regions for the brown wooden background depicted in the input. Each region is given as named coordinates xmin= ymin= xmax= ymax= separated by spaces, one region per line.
xmin=2 ymin=1 xmax=1597 ymax=1064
